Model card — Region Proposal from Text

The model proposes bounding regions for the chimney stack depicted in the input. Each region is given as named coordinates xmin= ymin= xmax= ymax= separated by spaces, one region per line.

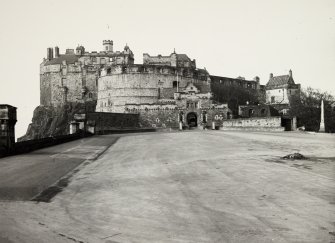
xmin=55 ymin=46 xmax=60 ymax=58
xmin=47 ymin=47 xmax=54 ymax=60
xmin=269 ymin=73 xmax=273 ymax=79
xmin=289 ymin=69 xmax=292 ymax=78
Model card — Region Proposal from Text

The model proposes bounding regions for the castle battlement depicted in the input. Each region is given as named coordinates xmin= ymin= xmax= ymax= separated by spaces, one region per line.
xmin=100 ymin=64 xmax=208 ymax=81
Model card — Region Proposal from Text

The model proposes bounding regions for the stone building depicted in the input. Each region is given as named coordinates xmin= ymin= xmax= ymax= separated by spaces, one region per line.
xmin=143 ymin=51 xmax=196 ymax=69
xmin=40 ymin=41 xmax=134 ymax=106
xmin=210 ymin=75 xmax=262 ymax=90
xmin=238 ymin=104 xmax=279 ymax=118
xmin=96 ymin=52 xmax=230 ymax=128
xmin=265 ymin=70 xmax=301 ymax=114
xmin=0 ymin=105 xmax=17 ymax=152
xmin=38 ymin=39 xmax=289 ymax=133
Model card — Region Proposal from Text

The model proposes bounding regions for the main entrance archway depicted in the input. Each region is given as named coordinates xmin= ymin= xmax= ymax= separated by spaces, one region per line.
xmin=187 ymin=112 xmax=197 ymax=127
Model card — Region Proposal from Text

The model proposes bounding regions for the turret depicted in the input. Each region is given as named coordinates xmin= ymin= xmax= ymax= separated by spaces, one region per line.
xmin=76 ymin=45 xmax=85 ymax=56
xmin=103 ymin=40 xmax=113 ymax=52
xmin=289 ymin=69 xmax=292 ymax=78
xmin=47 ymin=47 xmax=53 ymax=60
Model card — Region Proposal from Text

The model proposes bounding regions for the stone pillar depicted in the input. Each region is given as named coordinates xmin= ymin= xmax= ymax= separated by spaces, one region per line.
xmin=0 ymin=105 xmax=17 ymax=153
xmin=212 ymin=122 xmax=215 ymax=130
xmin=70 ymin=122 xmax=79 ymax=134
xmin=179 ymin=122 xmax=183 ymax=131
xmin=292 ymin=117 xmax=297 ymax=131
xmin=319 ymin=99 xmax=325 ymax=132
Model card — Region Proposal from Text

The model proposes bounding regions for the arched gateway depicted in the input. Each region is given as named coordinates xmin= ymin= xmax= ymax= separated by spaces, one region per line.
xmin=187 ymin=112 xmax=197 ymax=127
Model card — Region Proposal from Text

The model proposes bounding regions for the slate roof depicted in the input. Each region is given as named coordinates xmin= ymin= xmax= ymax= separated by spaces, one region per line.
xmin=45 ymin=54 xmax=79 ymax=65
xmin=266 ymin=75 xmax=294 ymax=88
xmin=193 ymin=83 xmax=211 ymax=93
xmin=176 ymin=54 xmax=191 ymax=61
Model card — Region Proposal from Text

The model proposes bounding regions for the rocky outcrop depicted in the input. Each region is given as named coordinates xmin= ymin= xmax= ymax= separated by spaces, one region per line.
xmin=18 ymin=102 xmax=96 ymax=141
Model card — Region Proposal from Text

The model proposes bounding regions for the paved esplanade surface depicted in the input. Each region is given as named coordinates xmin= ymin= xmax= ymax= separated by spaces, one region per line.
xmin=0 ymin=131 xmax=334 ymax=243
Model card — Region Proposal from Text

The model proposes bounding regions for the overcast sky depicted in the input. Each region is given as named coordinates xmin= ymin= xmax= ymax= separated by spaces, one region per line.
xmin=0 ymin=0 xmax=334 ymax=139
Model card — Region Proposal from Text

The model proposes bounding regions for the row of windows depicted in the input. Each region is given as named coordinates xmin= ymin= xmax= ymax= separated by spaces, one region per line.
xmin=186 ymin=102 xmax=199 ymax=109
xmin=218 ymin=80 xmax=256 ymax=89
xmin=247 ymin=108 xmax=266 ymax=117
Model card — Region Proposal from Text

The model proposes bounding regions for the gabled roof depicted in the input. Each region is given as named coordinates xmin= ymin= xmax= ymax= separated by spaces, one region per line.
xmin=45 ymin=54 xmax=79 ymax=65
xmin=183 ymin=82 xmax=200 ymax=93
xmin=266 ymin=75 xmax=294 ymax=88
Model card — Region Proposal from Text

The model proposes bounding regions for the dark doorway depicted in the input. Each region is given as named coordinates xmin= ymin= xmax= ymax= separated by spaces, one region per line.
xmin=248 ymin=109 xmax=254 ymax=117
xmin=281 ymin=117 xmax=292 ymax=131
xmin=187 ymin=112 xmax=197 ymax=127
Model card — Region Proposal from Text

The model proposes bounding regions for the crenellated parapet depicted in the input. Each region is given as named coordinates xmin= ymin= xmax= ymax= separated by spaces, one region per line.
xmin=100 ymin=64 xmax=209 ymax=81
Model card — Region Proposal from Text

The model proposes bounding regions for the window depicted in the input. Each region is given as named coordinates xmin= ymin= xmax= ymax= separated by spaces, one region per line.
xmin=88 ymin=93 xmax=92 ymax=99
xmin=271 ymin=96 xmax=275 ymax=103
xmin=173 ymin=81 xmax=178 ymax=88
xmin=261 ymin=109 xmax=266 ymax=116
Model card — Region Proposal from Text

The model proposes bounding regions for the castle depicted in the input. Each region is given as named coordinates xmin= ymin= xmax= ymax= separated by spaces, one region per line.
xmin=37 ymin=40 xmax=300 ymax=134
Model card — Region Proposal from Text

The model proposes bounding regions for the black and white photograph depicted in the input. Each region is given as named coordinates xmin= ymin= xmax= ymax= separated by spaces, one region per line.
xmin=0 ymin=0 xmax=334 ymax=242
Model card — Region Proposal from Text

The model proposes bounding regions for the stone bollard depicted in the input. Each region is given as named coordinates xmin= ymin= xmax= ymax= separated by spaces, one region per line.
xmin=212 ymin=122 xmax=215 ymax=130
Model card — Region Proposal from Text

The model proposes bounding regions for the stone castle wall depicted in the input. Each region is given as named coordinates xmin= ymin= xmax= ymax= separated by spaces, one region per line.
xmin=96 ymin=66 xmax=210 ymax=113
xmin=221 ymin=116 xmax=283 ymax=129
xmin=86 ymin=112 xmax=139 ymax=132
xmin=135 ymin=108 xmax=229 ymax=129
xmin=40 ymin=63 xmax=99 ymax=106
